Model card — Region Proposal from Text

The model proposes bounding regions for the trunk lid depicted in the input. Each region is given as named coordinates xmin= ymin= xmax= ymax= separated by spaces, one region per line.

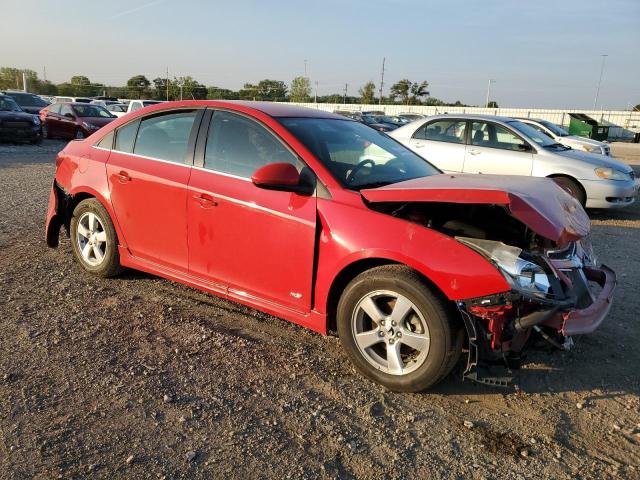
xmin=361 ymin=174 xmax=590 ymax=245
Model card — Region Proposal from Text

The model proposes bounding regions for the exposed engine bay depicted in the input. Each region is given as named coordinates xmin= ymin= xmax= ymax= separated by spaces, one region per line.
xmin=370 ymin=200 xmax=616 ymax=387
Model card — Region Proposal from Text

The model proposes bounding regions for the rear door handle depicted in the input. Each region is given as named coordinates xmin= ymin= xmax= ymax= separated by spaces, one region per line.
xmin=468 ymin=149 xmax=481 ymax=155
xmin=193 ymin=193 xmax=218 ymax=208
xmin=116 ymin=171 xmax=131 ymax=183
xmin=414 ymin=143 xmax=425 ymax=148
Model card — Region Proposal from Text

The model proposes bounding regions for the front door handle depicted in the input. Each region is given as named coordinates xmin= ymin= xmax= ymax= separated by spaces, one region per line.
xmin=468 ymin=149 xmax=481 ymax=155
xmin=414 ymin=143 xmax=425 ymax=148
xmin=116 ymin=171 xmax=131 ymax=183
xmin=193 ymin=194 xmax=218 ymax=208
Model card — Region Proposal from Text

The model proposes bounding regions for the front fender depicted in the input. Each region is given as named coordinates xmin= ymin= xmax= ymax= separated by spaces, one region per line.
xmin=313 ymin=198 xmax=510 ymax=315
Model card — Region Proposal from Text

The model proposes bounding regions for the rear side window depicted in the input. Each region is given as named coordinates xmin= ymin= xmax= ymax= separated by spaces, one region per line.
xmin=97 ymin=131 xmax=114 ymax=149
xmin=59 ymin=104 xmax=73 ymax=117
xmin=114 ymin=120 xmax=139 ymax=153
xmin=49 ymin=104 xmax=61 ymax=114
xmin=414 ymin=119 xmax=466 ymax=144
xmin=133 ymin=111 xmax=197 ymax=163
xmin=204 ymin=111 xmax=299 ymax=178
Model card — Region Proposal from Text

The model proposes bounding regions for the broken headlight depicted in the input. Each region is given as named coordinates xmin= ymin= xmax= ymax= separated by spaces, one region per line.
xmin=457 ymin=237 xmax=551 ymax=298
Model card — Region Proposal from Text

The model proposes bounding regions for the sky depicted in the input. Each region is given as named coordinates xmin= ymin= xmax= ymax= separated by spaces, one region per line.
xmin=1 ymin=0 xmax=639 ymax=109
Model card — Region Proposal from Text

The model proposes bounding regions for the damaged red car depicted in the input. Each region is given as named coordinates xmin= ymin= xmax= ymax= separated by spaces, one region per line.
xmin=45 ymin=101 xmax=616 ymax=392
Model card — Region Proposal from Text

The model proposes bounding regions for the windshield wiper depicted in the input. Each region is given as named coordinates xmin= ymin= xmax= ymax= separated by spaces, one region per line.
xmin=545 ymin=143 xmax=570 ymax=150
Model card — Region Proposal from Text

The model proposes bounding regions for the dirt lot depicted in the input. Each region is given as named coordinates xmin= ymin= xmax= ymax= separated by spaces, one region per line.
xmin=1 ymin=140 xmax=639 ymax=479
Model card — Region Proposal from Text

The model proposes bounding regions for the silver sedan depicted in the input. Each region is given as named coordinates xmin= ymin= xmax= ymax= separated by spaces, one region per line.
xmin=390 ymin=114 xmax=638 ymax=209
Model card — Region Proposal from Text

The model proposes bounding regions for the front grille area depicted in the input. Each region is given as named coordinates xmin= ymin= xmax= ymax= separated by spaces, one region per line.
xmin=3 ymin=121 xmax=31 ymax=129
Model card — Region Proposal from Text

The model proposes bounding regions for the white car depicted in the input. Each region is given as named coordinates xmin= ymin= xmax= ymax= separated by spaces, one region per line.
xmin=517 ymin=118 xmax=611 ymax=156
xmin=126 ymin=99 xmax=163 ymax=114
xmin=389 ymin=114 xmax=638 ymax=209
xmin=105 ymin=103 xmax=129 ymax=117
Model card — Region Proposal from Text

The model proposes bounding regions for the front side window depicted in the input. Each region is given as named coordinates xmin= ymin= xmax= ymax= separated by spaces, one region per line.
xmin=470 ymin=121 xmax=529 ymax=151
xmin=72 ymin=104 xmax=113 ymax=118
xmin=414 ymin=119 xmax=466 ymax=144
xmin=279 ymin=118 xmax=440 ymax=189
xmin=133 ymin=110 xmax=197 ymax=163
xmin=507 ymin=121 xmax=555 ymax=147
xmin=204 ymin=111 xmax=300 ymax=177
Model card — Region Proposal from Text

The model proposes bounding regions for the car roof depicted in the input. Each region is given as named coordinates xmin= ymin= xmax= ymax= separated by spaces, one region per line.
xmin=426 ymin=113 xmax=517 ymax=122
xmin=222 ymin=101 xmax=344 ymax=119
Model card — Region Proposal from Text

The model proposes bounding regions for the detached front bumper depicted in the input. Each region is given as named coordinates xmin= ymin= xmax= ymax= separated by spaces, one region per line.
xmin=542 ymin=264 xmax=616 ymax=336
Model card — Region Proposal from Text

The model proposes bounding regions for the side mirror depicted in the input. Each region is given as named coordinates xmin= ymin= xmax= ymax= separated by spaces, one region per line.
xmin=251 ymin=163 xmax=313 ymax=195
xmin=517 ymin=143 xmax=532 ymax=152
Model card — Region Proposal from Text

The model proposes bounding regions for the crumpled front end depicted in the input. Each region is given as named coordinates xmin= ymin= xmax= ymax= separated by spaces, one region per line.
xmin=456 ymin=238 xmax=616 ymax=387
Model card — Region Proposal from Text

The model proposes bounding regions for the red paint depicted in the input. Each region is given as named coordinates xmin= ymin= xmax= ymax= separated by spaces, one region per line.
xmin=251 ymin=162 xmax=300 ymax=187
xmin=468 ymin=304 xmax=514 ymax=350
xmin=47 ymin=100 xmax=594 ymax=337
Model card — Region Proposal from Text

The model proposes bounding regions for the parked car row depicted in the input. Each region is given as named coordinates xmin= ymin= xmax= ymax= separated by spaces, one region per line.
xmin=40 ymin=103 xmax=117 ymax=139
xmin=45 ymin=101 xmax=622 ymax=391
xmin=0 ymin=93 xmax=42 ymax=143
xmin=334 ymin=110 xmax=426 ymax=132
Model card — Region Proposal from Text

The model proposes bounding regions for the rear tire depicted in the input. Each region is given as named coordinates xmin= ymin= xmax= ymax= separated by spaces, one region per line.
xmin=70 ymin=199 xmax=123 ymax=278
xmin=552 ymin=176 xmax=586 ymax=206
xmin=337 ymin=265 xmax=462 ymax=392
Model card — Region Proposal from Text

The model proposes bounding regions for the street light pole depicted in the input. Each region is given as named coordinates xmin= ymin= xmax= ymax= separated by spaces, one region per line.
xmin=314 ymin=81 xmax=318 ymax=103
xmin=593 ymin=54 xmax=608 ymax=110
xmin=485 ymin=79 xmax=495 ymax=108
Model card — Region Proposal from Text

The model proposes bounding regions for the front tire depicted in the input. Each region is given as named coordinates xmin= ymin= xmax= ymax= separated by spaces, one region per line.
xmin=70 ymin=199 xmax=123 ymax=277
xmin=552 ymin=176 xmax=586 ymax=206
xmin=337 ymin=265 xmax=463 ymax=392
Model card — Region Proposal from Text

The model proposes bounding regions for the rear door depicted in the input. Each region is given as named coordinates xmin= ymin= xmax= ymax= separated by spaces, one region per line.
xmin=406 ymin=119 xmax=467 ymax=172
xmin=463 ymin=120 xmax=534 ymax=176
xmin=106 ymin=109 xmax=203 ymax=272
xmin=187 ymin=109 xmax=317 ymax=312
xmin=45 ymin=103 xmax=62 ymax=136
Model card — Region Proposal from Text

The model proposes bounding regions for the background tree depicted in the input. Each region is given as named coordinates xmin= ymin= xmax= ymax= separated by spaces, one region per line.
xmin=289 ymin=76 xmax=311 ymax=102
xmin=127 ymin=75 xmax=151 ymax=99
xmin=256 ymin=79 xmax=287 ymax=101
xmin=390 ymin=79 xmax=411 ymax=104
xmin=410 ymin=81 xmax=430 ymax=103
xmin=359 ymin=81 xmax=376 ymax=104
xmin=207 ymin=86 xmax=240 ymax=100
xmin=487 ymin=100 xmax=499 ymax=108
xmin=69 ymin=75 xmax=95 ymax=96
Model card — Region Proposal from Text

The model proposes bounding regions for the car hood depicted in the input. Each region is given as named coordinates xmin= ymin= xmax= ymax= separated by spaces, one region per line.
xmin=18 ymin=106 xmax=45 ymax=115
xmin=0 ymin=110 xmax=36 ymax=122
xmin=360 ymin=173 xmax=590 ymax=245
xmin=553 ymin=147 xmax=632 ymax=172
xmin=81 ymin=117 xmax=115 ymax=127
xmin=564 ymin=135 xmax=604 ymax=147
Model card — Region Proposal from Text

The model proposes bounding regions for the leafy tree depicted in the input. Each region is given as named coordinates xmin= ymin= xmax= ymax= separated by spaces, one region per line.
xmin=0 ymin=68 xmax=39 ymax=91
xmin=633 ymin=104 xmax=640 ymax=112
xmin=152 ymin=77 xmax=169 ymax=100
xmin=68 ymin=75 xmax=95 ymax=96
xmin=390 ymin=79 xmax=411 ymax=104
xmin=238 ymin=83 xmax=260 ymax=100
xmin=289 ymin=76 xmax=311 ymax=102
xmin=207 ymin=86 xmax=240 ymax=100
xmin=256 ymin=79 xmax=287 ymax=101
xmin=487 ymin=101 xmax=499 ymax=108
xmin=359 ymin=81 xmax=376 ymax=104
xmin=410 ymin=81 xmax=429 ymax=102
xmin=127 ymin=75 xmax=151 ymax=99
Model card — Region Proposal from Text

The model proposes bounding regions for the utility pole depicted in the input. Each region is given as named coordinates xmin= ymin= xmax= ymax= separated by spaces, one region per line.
xmin=22 ymin=72 xmax=27 ymax=92
xmin=378 ymin=57 xmax=385 ymax=105
xmin=43 ymin=66 xmax=47 ymax=82
xmin=343 ymin=83 xmax=348 ymax=104
xmin=314 ymin=81 xmax=318 ymax=103
xmin=304 ymin=59 xmax=308 ymax=78
xmin=178 ymin=79 xmax=184 ymax=101
xmin=485 ymin=79 xmax=495 ymax=107
xmin=166 ymin=67 xmax=169 ymax=101
xmin=593 ymin=54 xmax=608 ymax=110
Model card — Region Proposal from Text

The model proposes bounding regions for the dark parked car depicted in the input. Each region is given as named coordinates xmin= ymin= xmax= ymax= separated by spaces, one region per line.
xmin=1 ymin=90 xmax=49 ymax=115
xmin=40 ymin=103 xmax=116 ymax=139
xmin=0 ymin=94 xmax=42 ymax=143
xmin=360 ymin=114 xmax=399 ymax=132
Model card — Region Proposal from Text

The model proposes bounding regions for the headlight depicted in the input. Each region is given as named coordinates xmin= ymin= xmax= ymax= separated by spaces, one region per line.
xmin=31 ymin=115 xmax=40 ymax=125
xmin=82 ymin=122 xmax=99 ymax=130
xmin=594 ymin=167 xmax=631 ymax=181
xmin=457 ymin=237 xmax=551 ymax=298
xmin=582 ymin=144 xmax=604 ymax=154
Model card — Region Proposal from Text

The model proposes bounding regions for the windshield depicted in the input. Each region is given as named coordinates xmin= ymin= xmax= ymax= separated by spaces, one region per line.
xmin=539 ymin=120 xmax=569 ymax=137
xmin=507 ymin=120 xmax=556 ymax=147
xmin=278 ymin=118 xmax=440 ymax=189
xmin=0 ymin=96 xmax=22 ymax=112
xmin=10 ymin=93 xmax=48 ymax=107
xmin=72 ymin=104 xmax=114 ymax=118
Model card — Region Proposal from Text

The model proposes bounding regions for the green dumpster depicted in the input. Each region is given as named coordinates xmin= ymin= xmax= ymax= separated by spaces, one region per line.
xmin=568 ymin=113 xmax=610 ymax=141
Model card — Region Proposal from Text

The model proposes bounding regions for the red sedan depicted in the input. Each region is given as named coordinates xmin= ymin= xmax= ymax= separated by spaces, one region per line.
xmin=40 ymin=102 xmax=116 ymax=140
xmin=45 ymin=101 xmax=616 ymax=391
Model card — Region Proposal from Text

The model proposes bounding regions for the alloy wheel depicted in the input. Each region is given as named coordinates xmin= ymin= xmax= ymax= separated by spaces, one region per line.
xmin=351 ymin=290 xmax=431 ymax=376
xmin=76 ymin=212 xmax=108 ymax=266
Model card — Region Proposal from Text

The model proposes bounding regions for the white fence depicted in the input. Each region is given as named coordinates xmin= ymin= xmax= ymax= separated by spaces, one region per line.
xmin=283 ymin=103 xmax=640 ymax=140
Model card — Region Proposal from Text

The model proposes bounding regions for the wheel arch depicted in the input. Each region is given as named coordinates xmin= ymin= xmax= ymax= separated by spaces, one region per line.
xmin=324 ymin=257 xmax=456 ymax=334
xmin=546 ymin=173 xmax=587 ymax=204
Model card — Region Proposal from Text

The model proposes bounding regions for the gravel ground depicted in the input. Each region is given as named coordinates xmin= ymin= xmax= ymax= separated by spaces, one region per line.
xmin=1 ymin=140 xmax=639 ymax=479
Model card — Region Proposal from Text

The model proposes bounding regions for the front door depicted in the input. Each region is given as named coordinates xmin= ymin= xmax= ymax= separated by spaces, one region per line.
xmin=463 ymin=120 xmax=534 ymax=176
xmin=106 ymin=110 xmax=201 ymax=272
xmin=187 ymin=110 xmax=317 ymax=312
xmin=407 ymin=118 xmax=467 ymax=172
